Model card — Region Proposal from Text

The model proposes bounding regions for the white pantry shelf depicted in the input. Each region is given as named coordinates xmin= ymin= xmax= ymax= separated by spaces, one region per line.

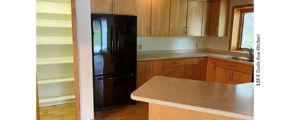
xmin=37 ymin=36 xmax=72 ymax=45
xmin=37 ymin=1 xmax=71 ymax=15
xmin=37 ymin=19 xmax=72 ymax=28
xmin=38 ymin=77 xmax=74 ymax=85
xmin=39 ymin=95 xmax=75 ymax=104
xmin=37 ymin=57 xmax=73 ymax=65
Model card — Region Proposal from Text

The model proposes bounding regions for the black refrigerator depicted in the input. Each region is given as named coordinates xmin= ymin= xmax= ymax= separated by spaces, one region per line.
xmin=91 ymin=14 xmax=137 ymax=110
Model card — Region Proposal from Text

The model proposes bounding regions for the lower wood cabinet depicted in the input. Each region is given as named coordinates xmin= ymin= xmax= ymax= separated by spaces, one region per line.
xmin=137 ymin=60 xmax=162 ymax=88
xmin=137 ymin=57 xmax=252 ymax=88
xmin=185 ymin=64 xmax=198 ymax=80
xmin=207 ymin=58 xmax=253 ymax=84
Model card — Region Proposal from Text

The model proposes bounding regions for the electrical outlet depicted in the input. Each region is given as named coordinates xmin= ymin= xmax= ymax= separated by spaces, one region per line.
xmin=137 ymin=44 xmax=142 ymax=50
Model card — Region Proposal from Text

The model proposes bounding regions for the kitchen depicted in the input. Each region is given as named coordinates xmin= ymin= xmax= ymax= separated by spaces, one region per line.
xmin=36 ymin=0 xmax=254 ymax=120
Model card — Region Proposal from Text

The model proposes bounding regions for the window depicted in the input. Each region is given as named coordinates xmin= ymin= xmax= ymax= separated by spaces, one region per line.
xmin=229 ymin=5 xmax=254 ymax=51
xmin=238 ymin=8 xmax=254 ymax=49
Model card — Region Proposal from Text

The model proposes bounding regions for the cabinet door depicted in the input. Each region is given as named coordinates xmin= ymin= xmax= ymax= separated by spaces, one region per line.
xmin=169 ymin=0 xmax=187 ymax=36
xmin=208 ymin=1 xmax=220 ymax=36
xmin=202 ymin=1 xmax=210 ymax=36
xmin=91 ymin=0 xmax=113 ymax=14
xmin=185 ymin=64 xmax=198 ymax=80
xmin=206 ymin=58 xmax=215 ymax=82
xmin=197 ymin=57 xmax=207 ymax=81
xmin=208 ymin=0 xmax=229 ymax=36
xmin=187 ymin=1 xmax=203 ymax=36
xmin=232 ymin=71 xmax=252 ymax=84
xmin=136 ymin=0 xmax=152 ymax=36
xmin=114 ymin=0 xmax=136 ymax=15
xmin=137 ymin=61 xmax=151 ymax=88
xmin=214 ymin=66 xmax=231 ymax=84
xmin=151 ymin=0 xmax=170 ymax=36
xmin=163 ymin=65 xmax=186 ymax=78
xmin=137 ymin=61 xmax=162 ymax=88
xmin=217 ymin=0 xmax=229 ymax=36
xmin=151 ymin=60 xmax=163 ymax=77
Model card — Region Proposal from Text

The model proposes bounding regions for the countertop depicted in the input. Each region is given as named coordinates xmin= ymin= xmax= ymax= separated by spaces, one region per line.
xmin=137 ymin=51 xmax=253 ymax=65
xmin=131 ymin=76 xmax=254 ymax=120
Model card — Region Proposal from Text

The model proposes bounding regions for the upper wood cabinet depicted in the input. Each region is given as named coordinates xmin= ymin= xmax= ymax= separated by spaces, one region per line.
xmin=91 ymin=0 xmax=113 ymax=14
xmin=151 ymin=0 xmax=170 ymax=36
xmin=114 ymin=0 xmax=136 ymax=15
xmin=136 ymin=0 xmax=152 ymax=36
xmin=169 ymin=0 xmax=188 ymax=36
xmin=208 ymin=0 xmax=229 ymax=36
xmin=186 ymin=0 xmax=229 ymax=37
xmin=187 ymin=0 xmax=205 ymax=36
xmin=91 ymin=0 xmax=136 ymax=15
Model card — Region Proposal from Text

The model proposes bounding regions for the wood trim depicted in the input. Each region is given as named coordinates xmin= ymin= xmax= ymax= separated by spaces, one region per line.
xmin=236 ymin=7 xmax=254 ymax=50
xmin=228 ymin=4 xmax=254 ymax=51
xmin=71 ymin=0 xmax=80 ymax=119
xmin=37 ymin=81 xmax=40 ymax=120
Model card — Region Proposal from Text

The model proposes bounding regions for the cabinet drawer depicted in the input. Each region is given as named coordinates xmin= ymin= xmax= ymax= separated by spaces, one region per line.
xmin=163 ymin=59 xmax=186 ymax=66
xmin=215 ymin=59 xmax=253 ymax=74
xmin=163 ymin=65 xmax=185 ymax=77
xmin=186 ymin=58 xmax=198 ymax=64
xmin=185 ymin=64 xmax=198 ymax=79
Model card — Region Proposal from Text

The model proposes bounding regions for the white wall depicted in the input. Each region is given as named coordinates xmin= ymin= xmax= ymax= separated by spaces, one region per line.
xmin=205 ymin=37 xmax=229 ymax=51
xmin=137 ymin=37 xmax=207 ymax=51
xmin=75 ymin=0 xmax=94 ymax=120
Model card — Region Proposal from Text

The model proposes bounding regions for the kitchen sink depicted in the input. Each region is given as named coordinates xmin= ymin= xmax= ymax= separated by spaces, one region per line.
xmin=228 ymin=56 xmax=253 ymax=62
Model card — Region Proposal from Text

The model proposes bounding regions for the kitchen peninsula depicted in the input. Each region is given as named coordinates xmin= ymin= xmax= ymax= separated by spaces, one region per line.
xmin=131 ymin=76 xmax=253 ymax=120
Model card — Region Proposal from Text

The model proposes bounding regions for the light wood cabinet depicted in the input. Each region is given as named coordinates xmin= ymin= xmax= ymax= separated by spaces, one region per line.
xmin=151 ymin=0 xmax=170 ymax=36
xmin=206 ymin=57 xmax=253 ymax=84
xmin=214 ymin=66 xmax=232 ymax=84
xmin=232 ymin=71 xmax=252 ymax=84
xmin=137 ymin=60 xmax=162 ymax=88
xmin=197 ymin=57 xmax=207 ymax=80
xmin=91 ymin=0 xmax=136 ymax=15
xmin=206 ymin=57 xmax=215 ymax=82
xmin=163 ymin=59 xmax=186 ymax=78
xmin=136 ymin=0 xmax=152 ymax=36
xmin=114 ymin=0 xmax=136 ymax=15
xmin=169 ymin=0 xmax=188 ymax=36
xmin=208 ymin=0 xmax=229 ymax=36
xmin=91 ymin=0 xmax=113 ymax=14
xmin=214 ymin=66 xmax=252 ymax=84
xmin=186 ymin=0 xmax=229 ymax=36
xmin=185 ymin=64 xmax=198 ymax=79
xmin=187 ymin=0 xmax=204 ymax=36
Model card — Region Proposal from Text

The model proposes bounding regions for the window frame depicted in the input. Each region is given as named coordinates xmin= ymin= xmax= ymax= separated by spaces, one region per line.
xmin=228 ymin=4 xmax=254 ymax=51
xmin=237 ymin=7 xmax=254 ymax=50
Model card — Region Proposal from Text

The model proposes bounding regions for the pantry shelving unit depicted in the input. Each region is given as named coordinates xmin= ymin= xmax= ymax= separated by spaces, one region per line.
xmin=36 ymin=1 xmax=78 ymax=117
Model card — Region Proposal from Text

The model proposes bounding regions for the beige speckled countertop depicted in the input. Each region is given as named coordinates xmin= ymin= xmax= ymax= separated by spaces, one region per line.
xmin=137 ymin=51 xmax=253 ymax=65
xmin=131 ymin=76 xmax=254 ymax=120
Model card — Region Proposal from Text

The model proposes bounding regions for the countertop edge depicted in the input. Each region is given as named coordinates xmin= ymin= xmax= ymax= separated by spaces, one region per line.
xmin=131 ymin=93 xmax=253 ymax=120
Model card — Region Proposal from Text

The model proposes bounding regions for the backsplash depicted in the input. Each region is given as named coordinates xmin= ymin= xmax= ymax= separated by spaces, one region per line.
xmin=137 ymin=37 xmax=206 ymax=51
xmin=137 ymin=36 xmax=228 ymax=51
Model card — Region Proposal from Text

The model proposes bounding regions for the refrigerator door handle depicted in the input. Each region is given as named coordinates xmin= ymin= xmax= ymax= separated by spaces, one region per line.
xmin=110 ymin=26 xmax=115 ymax=63
xmin=115 ymin=31 xmax=118 ymax=64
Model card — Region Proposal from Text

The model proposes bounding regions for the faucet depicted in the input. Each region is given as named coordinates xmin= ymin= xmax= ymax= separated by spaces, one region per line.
xmin=244 ymin=48 xmax=254 ymax=62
